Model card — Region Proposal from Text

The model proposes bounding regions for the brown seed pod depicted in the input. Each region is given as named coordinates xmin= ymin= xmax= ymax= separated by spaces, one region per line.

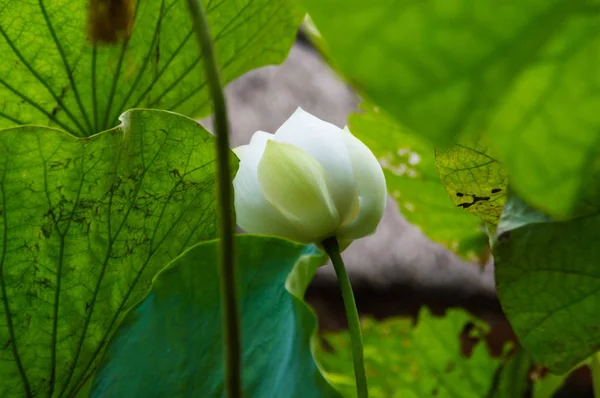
xmin=87 ymin=0 xmax=135 ymax=44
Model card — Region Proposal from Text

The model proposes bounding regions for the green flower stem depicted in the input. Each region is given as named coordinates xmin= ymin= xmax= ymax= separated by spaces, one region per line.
xmin=186 ymin=1 xmax=242 ymax=398
xmin=592 ymin=352 xmax=600 ymax=398
xmin=322 ymin=237 xmax=368 ymax=398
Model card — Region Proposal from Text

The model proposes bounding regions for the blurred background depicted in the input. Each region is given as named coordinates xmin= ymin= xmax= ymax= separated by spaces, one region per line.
xmin=204 ymin=35 xmax=591 ymax=397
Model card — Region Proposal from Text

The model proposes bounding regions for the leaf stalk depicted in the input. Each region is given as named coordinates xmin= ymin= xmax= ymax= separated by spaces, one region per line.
xmin=186 ymin=1 xmax=242 ymax=397
xmin=322 ymin=236 xmax=368 ymax=398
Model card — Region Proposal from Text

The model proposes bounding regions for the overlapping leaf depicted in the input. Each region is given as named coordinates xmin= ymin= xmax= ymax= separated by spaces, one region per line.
xmin=302 ymin=0 xmax=600 ymax=217
xmin=0 ymin=0 xmax=303 ymax=136
xmin=495 ymin=194 xmax=600 ymax=373
xmin=91 ymin=236 xmax=339 ymax=398
xmin=436 ymin=141 xmax=508 ymax=225
xmin=0 ymin=110 xmax=236 ymax=397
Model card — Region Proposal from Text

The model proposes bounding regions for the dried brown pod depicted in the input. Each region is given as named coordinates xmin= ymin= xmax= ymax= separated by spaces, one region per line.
xmin=87 ymin=0 xmax=135 ymax=44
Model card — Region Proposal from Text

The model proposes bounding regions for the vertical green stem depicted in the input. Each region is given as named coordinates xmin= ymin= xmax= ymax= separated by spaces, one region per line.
xmin=186 ymin=1 xmax=241 ymax=398
xmin=592 ymin=352 xmax=600 ymax=398
xmin=322 ymin=237 xmax=368 ymax=398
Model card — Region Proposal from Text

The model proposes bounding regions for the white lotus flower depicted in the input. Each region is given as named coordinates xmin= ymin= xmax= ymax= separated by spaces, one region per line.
xmin=232 ymin=108 xmax=386 ymax=250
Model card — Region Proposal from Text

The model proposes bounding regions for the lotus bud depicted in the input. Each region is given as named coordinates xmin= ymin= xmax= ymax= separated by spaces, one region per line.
xmin=232 ymin=108 xmax=386 ymax=251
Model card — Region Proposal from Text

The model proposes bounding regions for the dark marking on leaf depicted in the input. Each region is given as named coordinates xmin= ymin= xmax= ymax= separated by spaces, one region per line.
xmin=457 ymin=195 xmax=490 ymax=209
xmin=87 ymin=0 xmax=135 ymax=44
xmin=51 ymin=106 xmax=61 ymax=118
xmin=37 ymin=278 xmax=53 ymax=289
xmin=40 ymin=224 xmax=52 ymax=238
xmin=491 ymin=188 xmax=502 ymax=194
xmin=50 ymin=87 xmax=70 ymax=119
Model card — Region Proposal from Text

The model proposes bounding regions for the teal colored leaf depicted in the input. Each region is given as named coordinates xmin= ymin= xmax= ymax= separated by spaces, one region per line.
xmin=91 ymin=235 xmax=339 ymax=398
xmin=302 ymin=0 xmax=600 ymax=217
xmin=494 ymin=194 xmax=600 ymax=373
xmin=495 ymin=195 xmax=554 ymax=238
xmin=436 ymin=141 xmax=508 ymax=225
xmin=317 ymin=308 xmax=517 ymax=398
xmin=0 ymin=110 xmax=237 ymax=397
xmin=0 ymin=0 xmax=302 ymax=137
xmin=349 ymin=104 xmax=486 ymax=259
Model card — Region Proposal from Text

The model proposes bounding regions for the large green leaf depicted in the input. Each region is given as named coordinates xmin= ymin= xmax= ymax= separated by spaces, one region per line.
xmin=349 ymin=104 xmax=486 ymax=258
xmin=317 ymin=308 xmax=521 ymax=398
xmin=302 ymin=0 xmax=600 ymax=217
xmin=436 ymin=141 xmax=508 ymax=225
xmin=494 ymin=194 xmax=600 ymax=373
xmin=90 ymin=236 xmax=339 ymax=398
xmin=0 ymin=110 xmax=236 ymax=397
xmin=0 ymin=0 xmax=302 ymax=137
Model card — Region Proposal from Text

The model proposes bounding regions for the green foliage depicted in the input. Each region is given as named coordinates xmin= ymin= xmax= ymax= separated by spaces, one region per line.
xmin=0 ymin=0 xmax=303 ymax=137
xmin=317 ymin=308 xmax=516 ymax=398
xmin=91 ymin=235 xmax=339 ymax=398
xmin=436 ymin=142 xmax=508 ymax=225
xmin=495 ymin=194 xmax=600 ymax=373
xmin=533 ymin=371 xmax=570 ymax=398
xmin=491 ymin=347 xmax=533 ymax=398
xmin=317 ymin=307 xmax=579 ymax=397
xmin=349 ymin=104 xmax=486 ymax=258
xmin=0 ymin=110 xmax=237 ymax=397
xmin=306 ymin=4 xmax=600 ymax=381
xmin=302 ymin=0 xmax=600 ymax=218
xmin=0 ymin=0 xmax=596 ymax=394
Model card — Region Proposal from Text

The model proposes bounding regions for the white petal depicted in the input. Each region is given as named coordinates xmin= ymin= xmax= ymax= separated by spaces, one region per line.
xmin=336 ymin=128 xmax=387 ymax=240
xmin=273 ymin=108 xmax=358 ymax=223
xmin=258 ymin=140 xmax=339 ymax=241
xmin=232 ymin=136 xmax=310 ymax=242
